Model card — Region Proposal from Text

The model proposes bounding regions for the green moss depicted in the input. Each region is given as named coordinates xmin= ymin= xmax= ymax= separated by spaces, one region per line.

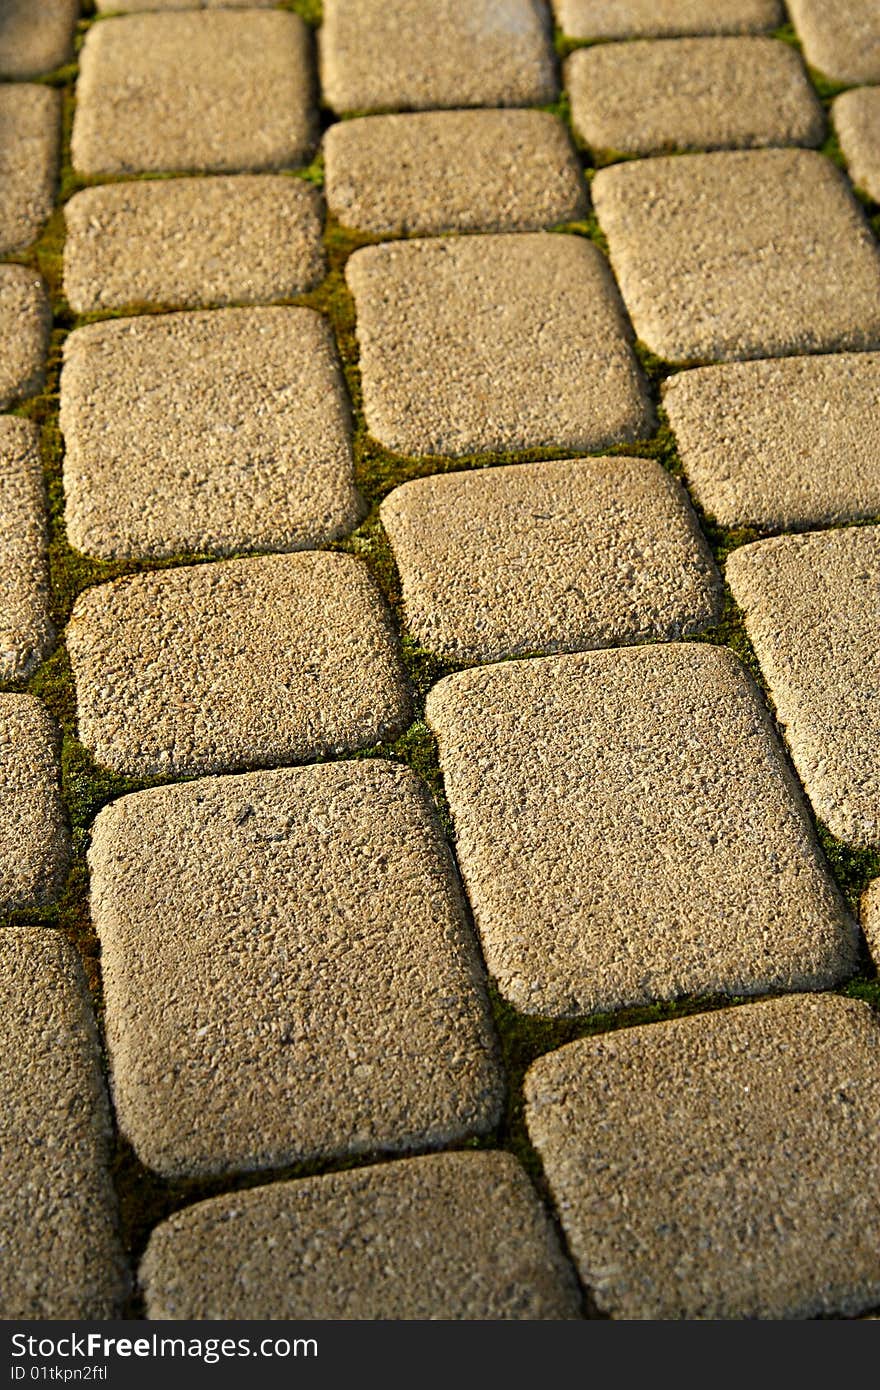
xmin=281 ymin=0 xmax=324 ymax=24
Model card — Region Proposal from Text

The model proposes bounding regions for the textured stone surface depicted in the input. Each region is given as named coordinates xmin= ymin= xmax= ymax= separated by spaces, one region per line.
xmin=0 ymin=929 xmax=127 ymax=1318
xmin=0 ymin=266 xmax=50 ymax=409
xmin=861 ymin=880 xmax=880 ymax=970
xmin=68 ymin=553 xmax=411 ymax=778
xmin=321 ymin=0 xmax=556 ymax=114
xmin=663 ymin=353 xmax=880 ymax=530
xmin=97 ymin=1 xmax=276 ymax=9
xmin=426 ymin=644 xmax=856 ymax=1016
xmin=727 ymin=527 xmax=880 ymax=848
xmin=788 ymin=0 xmax=880 ymax=85
xmin=380 ymin=457 xmax=721 ymax=661
xmin=63 ymin=177 xmax=325 ymax=313
xmin=90 ymin=761 xmax=501 ymax=1178
xmin=72 ymin=12 xmax=316 ymax=176
xmin=552 ymin=0 xmax=782 ymax=39
xmin=567 ymin=38 xmax=823 ymax=157
xmin=348 ymin=233 xmax=652 ymax=458
xmin=141 ymin=1152 xmax=580 ymax=1319
xmin=0 ymin=419 xmax=53 ymax=682
xmin=525 ymin=994 xmax=880 ymax=1320
xmin=593 ymin=149 xmax=880 ymax=363
xmin=324 ymin=109 xmax=586 ymax=236
xmin=0 ymin=85 xmax=60 ymax=255
xmin=60 ymin=308 xmax=361 ymax=560
xmin=0 ymin=0 xmax=78 ymax=78
xmin=0 ymin=696 xmax=68 ymax=915
xmin=834 ymin=88 xmax=880 ymax=202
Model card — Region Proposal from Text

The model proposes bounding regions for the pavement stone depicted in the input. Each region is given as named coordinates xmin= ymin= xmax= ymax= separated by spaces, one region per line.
xmin=347 ymin=233 xmax=652 ymax=458
xmin=60 ymin=308 xmax=362 ymax=560
xmin=140 ymin=1152 xmax=581 ymax=1319
xmin=551 ymin=0 xmax=782 ymax=39
xmin=0 ymin=85 xmax=61 ymax=256
xmin=833 ymin=88 xmax=880 ymax=202
xmin=67 ymin=553 xmax=411 ymax=779
xmin=788 ymin=0 xmax=880 ymax=85
xmin=380 ymin=456 xmax=722 ymax=662
xmin=663 ymin=353 xmax=880 ymax=530
xmin=592 ymin=149 xmax=880 ymax=363
xmin=89 ymin=761 xmax=502 ymax=1178
xmin=0 ymin=929 xmax=127 ymax=1318
xmin=71 ymin=11 xmax=316 ymax=176
xmin=324 ymin=110 xmax=587 ymax=237
xmin=726 ymin=527 xmax=880 ymax=848
xmin=63 ymin=176 xmax=325 ymax=313
xmin=0 ymin=696 xmax=68 ymax=915
xmin=425 ymin=643 xmax=856 ymax=1017
xmin=0 ymin=266 xmax=50 ymax=409
xmin=525 ymin=994 xmax=880 ymax=1320
xmin=0 ymin=418 xmax=53 ymax=683
xmin=97 ymin=1 xmax=277 ymax=9
xmin=567 ymin=38 xmax=823 ymax=157
xmin=861 ymin=880 xmax=880 ymax=971
xmin=320 ymin=0 xmax=557 ymax=115
xmin=0 ymin=0 xmax=78 ymax=79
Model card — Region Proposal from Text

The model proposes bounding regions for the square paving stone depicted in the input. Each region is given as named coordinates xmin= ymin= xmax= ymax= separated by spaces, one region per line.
xmin=320 ymin=0 xmax=557 ymax=115
xmin=0 ymin=0 xmax=78 ymax=79
xmin=552 ymin=0 xmax=782 ymax=39
xmin=592 ymin=149 xmax=880 ymax=363
xmin=324 ymin=109 xmax=586 ymax=237
xmin=0 ymin=85 xmax=60 ymax=255
xmin=0 ymin=266 xmax=50 ymax=409
xmin=0 ymin=929 xmax=127 ymax=1317
xmin=525 ymin=994 xmax=880 ymax=1320
xmin=788 ymin=0 xmax=880 ymax=85
xmin=60 ymin=308 xmax=361 ymax=560
xmin=72 ymin=12 xmax=316 ymax=176
xmin=663 ymin=353 xmax=880 ymax=530
xmin=140 ymin=1152 xmax=581 ymax=1318
xmin=567 ymin=38 xmax=823 ymax=158
xmin=347 ymin=234 xmax=652 ymax=458
xmin=63 ymin=177 xmax=325 ymax=313
xmin=425 ymin=643 xmax=857 ymax=1017
xmin=380 ymin=457 xmax=721 ymax=662
xmin=68 ymin=553 xmax=411 ymax=779
xmin=89 ymin=761 xmax=502 ymax=1178
xmin=727 ymin=527 xmax=880 ymax=849
xmin=0 ymin=419 xmax=53 ymax=683
xmin=0 ymin=696 xmax=68 ymax=914
xmin=834 ymin=88 xmax=880 ymax=202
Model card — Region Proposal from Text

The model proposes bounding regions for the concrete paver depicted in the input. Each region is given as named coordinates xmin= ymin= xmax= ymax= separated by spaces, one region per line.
xmin=0 ymin=0 xmax=78 ymax=79
xmin=0 ymin=266 xmax=50 ymax=409
xmin=788 ymin=0 xmax=880 ymax=85
xmin=0 ymin=85 xmax=61 ymax=256
xmin=0 ymin=696 xmax=68 ymax=915
xmin=0 ymin=418 xmax=53 ymax=683
xmin=833 ymin=88 xmax=880 ymax=202
xmin=861 ymin=880 xmax=880 ymax=971
xmin=551 ymin=0 xmax=782 ymax=40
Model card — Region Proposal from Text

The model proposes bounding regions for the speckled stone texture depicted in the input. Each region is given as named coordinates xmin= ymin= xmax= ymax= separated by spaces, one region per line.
xmin=727 ymin=527 xmax=880 ymax=848
xmin=788 ymin=0 xmax=880 ymax=85
xmin=63 ymin=177 xmax=325 ymax=313
xmin=60 ymin=308 xmax=361 ymax=559
xmin=0 ymin=419 xmax=53 ymax=682
xmin=0 ymin=929 xmax=127 ymax=1318
xmin=567 ymin=38 xmax=823 ymax=157
xmin=0 ymin=695 xmax=68 ymax=914
xmin=593 ymin=149 xmax=880 ymax=363
xmin=97 ymin=1 xmax=277 ymax=9
xmin=90 ymin=761 xmax=501 ymax=1178
xmin=834 ymin=88 xmax=880 ymax=202
xmin=525 ymin=995 xmax=880 ymax=1320
xmin=425 ymin=644 xmax=856 ymax=1017
xmin=324 ymin=110 xmax=586 ymax=236
xmin=0 ymin=266 xmax=50 ymax=409
xmin=347 ymin=234 xmax=652 ymax=458
xmin=663 ymin=353 xmax=880 ymax=530
xmin=862 ymin=880 xmax=880 ymax=970
xmin=552 ymin=0 xmax=782 ymax=39
xmin=320 ymin=0 xmax=556 ymax=115
xmin=72 ymin=11 xmax=316 ymax=176
xmin=0 ymin=0 xmax=78 ymax=78
xmin=0 ymin=85 xmax=60 ymax=255
xmin=68 ymin=553 xmax=411 ymax=778
xmin=380 ymin=457 xmax=722 ymax=661
xmin=140 ymin=1152 xmax=581 ymax=1319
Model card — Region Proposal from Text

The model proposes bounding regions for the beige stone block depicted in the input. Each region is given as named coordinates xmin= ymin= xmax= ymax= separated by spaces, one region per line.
xmin=552 ymin=0 xmax=782 ymax=39
xmin=861 ymin=879 xmax=880 ymax=970
xmin=0 ymin=266 xmax=50 ymax=408
xmin=0 ymin=419 xmax=53 ymax=682
xmin=0 ymin=696 xmax=68 ymax=914
xmin=0 ymin=85 xmax=60 ymax=255
xmin=833 ymin=87 xmax=880 ymax=202
xmin=788 ymin=0 xmax=880 ymax=85
xmin=0 ymin=0 xmax=78 ymax=79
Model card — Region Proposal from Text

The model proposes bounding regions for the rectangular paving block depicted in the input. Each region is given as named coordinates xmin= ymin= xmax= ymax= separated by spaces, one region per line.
xmin=592 ymin=149 xmax=880 ymax=363
xmin=324 ymin=109 xmax=587 ymax=237
xmin=861 ymin=879 xmax=880 ymax=972
xmin=0 ymin=419 xmax=53 ymax=682
xmin=0 ymin=266 xmax=50 ymax=409
xmin=0 ymin=929 xmax=127 ymax=1318
xmin=72 ymin=11 xmax=316 ymax=176
xmin=663 ymin=353 xmax=880 ymax=530
xmin=380 ymin=457 xmax=721 ymax=662
xmin=833 ymin=88 xmax=880 ymax=202
xmin=0 ymin=0 xmax=78 ymax=78
xmin=320 ymin=0 xmax=557 ymax=115
xmin=552 ymin=0 xmax=782 ymax=39
xmin=97 ymin=1 xmax=277 ymax=8
xmin=525 ymin=995 xmax=880 ymax=1319
xmin=89 ymin=761 xmax=502 ymax=1177
xmin=60 ymin=307 xmax=361 ymax=559
xmin=63 ymin=176 xmax=325 ymax=313
xmin=0 ymin=85 xmax=60 ymax=255
xmin=425 ymin=644 xmax=857 ymax=1017
xmin=726 ymin=527 xmax=880 ymax=848
xmin=0 ymin=696 xmax=68 ymax=914
xmin=68 ymin=553 xmax=411 ymax=778
xmin=567 ymin=38 xmax=823 ymax=157
xmin=788 ymin=0 xmax=880 ymax=84
xmin=140 ymin=1152 xmax=581 ymax=1319
xmin=347 ymin=233 xmax=652 ymax=458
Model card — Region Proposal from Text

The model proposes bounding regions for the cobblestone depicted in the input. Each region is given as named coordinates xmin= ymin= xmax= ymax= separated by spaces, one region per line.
xmin=0 ymin=0 xmax=78 ymax=79
xmin=551 ymin=0 xmax=782 ymax=39
xmin=788 ymin=0 xmax=880 ymax=85
xmin=0 ymin=419 xmax=53 ymax=683
xmin=0 ymin=85 xmax=60 ymax=255
xmin=862 ymin=880 xmax=880 ymax=971
xmin=0 ymin=266 xmax=50 ymax=408
xmin=833 ymin=88 xmax=880 ymax=203
xmin=0 ymin=695 xmax=68 ymax=914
